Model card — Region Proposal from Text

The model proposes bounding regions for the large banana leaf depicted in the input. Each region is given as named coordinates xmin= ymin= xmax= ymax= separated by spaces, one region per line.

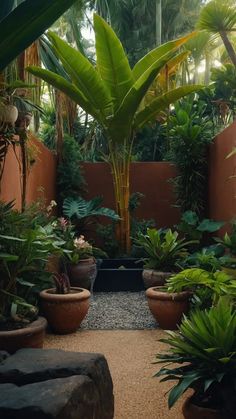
xmin=48 ymin=31 xmax=113 ymax=121
xmin=39 ymin=36 xmax=70 ymax=81
xmin=27 ymin=66 xmax=100 ymax=120
xmin=132 ymin=32 xmax=197 ymax=81
xmin=134 ymin=85 xmax=203 ymax=129
xmin=107 ymin=49 xmax=180 ymax=141
xmin=0 ymin=0 xmax=77 ymax=72
xmin=94 ymin=14 xmax=134 ymax=111
xmin=0 ymin=0 xmax=15 ymax=22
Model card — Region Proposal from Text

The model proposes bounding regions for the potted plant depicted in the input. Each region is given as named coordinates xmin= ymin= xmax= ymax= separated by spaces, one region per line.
xmin=40 ymin=273 xmax=90 ymax=334
xmin=134 ymin=228 xmax=195 ymax=288
xmin=64 ymin=234 xmax=98 ymax=291
xmin=146 ymin=265 xmax=236 ymax=330
xmin=154 ymin=298 xmax=236 ymax=419
xmin=0 ymin=201 xmax=64 ymax=353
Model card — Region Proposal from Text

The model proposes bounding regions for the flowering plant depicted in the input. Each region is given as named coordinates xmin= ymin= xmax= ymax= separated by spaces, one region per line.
xmin=67 ymin=235 xmax=93 ymax=264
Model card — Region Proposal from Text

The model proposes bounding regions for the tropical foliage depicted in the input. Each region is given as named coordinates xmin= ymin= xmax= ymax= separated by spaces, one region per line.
xmin=155 ymin=299 xmax=236 ymax=418
xmin=28 ymin=14 xmax=201 ymax=253
xmin=168 ymin=96 xmax=214 ymax=216
xmin=0 ymin=0 xmax=78 ymax=72
xmin=133 ymin=228 xmax=195 ymax=271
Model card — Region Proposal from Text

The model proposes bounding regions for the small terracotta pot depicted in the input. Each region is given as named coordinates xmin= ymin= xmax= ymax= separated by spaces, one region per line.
xmin=142 ymin=269 xmax=172 ymax=288
xmin=0 ymin=316 xmax=47 ymax=354
xmin=40 ymin=287 xmax=90 ymax=334
xmin=183 ymin=396 xmax=222 ymax=419
xmin=68 ymin=258 xmax=97 ymax=290
xmin=146 ymin=287 xmax=191 ymax=329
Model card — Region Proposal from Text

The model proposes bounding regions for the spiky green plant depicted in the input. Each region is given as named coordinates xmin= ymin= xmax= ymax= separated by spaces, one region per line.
xmin=133 ymin=228 xmax=196 ymax=271
xmin=155 ymin=298 xmax=236 ymax=417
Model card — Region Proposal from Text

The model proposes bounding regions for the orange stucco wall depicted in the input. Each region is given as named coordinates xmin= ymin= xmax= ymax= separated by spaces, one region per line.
xmin=81 ymin=162 xmax=180 ymax=228
xmin=1 ymin=120 xmax=236 ymax=233
xmin=208 ymin=121 xmax=236 ymax=234
xmin=0 ymin=136 xmax=57 ymax=209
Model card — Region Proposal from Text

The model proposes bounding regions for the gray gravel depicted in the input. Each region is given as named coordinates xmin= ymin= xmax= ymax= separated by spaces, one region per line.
xmin=81 ymin=292 xmax=157 ymax=330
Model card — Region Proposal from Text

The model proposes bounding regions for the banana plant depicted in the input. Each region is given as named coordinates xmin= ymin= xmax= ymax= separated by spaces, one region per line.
xmin=28 ymin=14 xmax=202 ymax=253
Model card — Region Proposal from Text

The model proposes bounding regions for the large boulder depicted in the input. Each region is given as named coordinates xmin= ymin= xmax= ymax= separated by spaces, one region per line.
xmin=0 ymin=376 xmax=99 ymax=419
xmin=0 ymin=348 xmax=114 ymax=419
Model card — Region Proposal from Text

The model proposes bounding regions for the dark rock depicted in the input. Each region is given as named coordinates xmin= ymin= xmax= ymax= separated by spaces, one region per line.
xmin=0 ymin=351 xmax=9 ymax=362
xmin=0 ymin=348 xmax=114 ymax=419
xmin=0 ymin=375 xmax=100 ymax=418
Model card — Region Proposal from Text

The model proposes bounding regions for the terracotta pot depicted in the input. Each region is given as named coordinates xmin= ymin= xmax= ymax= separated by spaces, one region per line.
xmin=68 ymin=258 xmax=97 ymax=290
xmin=40 ymin=287 xmax=90 ymax=334
xmin=183 ymin=396 xmax=222 ymax=419
xmin=142 ymin=269 xmax=172 ymax=288
xmin=145 ymin=287 xmax=191 ymax=329
xmin=0 ymin=316 xmax=47 ymax=354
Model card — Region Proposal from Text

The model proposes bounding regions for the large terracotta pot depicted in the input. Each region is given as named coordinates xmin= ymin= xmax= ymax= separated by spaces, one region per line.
xmin=142 ymin=269 xmax=172 ymax=289
xmin=146 ymin=287 xmax=191 ymax=329
xmin=183 ymin=396 xmax=222 ymax=419
xmin=68 ymin=258 xmax=97 ymax=290
xmin=40 ymin=287 xmax=90 ymax=334
xmin=0 ymin=316 xmax=47 ymax=354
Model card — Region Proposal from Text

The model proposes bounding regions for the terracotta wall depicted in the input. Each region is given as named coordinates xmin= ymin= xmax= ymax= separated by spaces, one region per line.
xmin=208 ymin=120 xmax=236 ymax=235
xmin=0 ymin=137 xmax=57 ymax=209
xmin=81 ymin=162 xmax=180 ymax=228
xmin=2 ymin=120 xmax=236 ymax=233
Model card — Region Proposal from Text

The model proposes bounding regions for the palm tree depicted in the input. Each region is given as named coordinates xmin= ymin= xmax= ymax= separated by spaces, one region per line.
xmin=197 ymin=0 xmax=236 ymax=68
xmin=27 ymin=15 xmax=201 ymax=253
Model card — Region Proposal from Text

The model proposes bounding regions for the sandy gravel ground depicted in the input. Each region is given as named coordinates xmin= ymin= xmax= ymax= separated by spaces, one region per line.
xmin=45 ymin=329 xmax=188 ymax=419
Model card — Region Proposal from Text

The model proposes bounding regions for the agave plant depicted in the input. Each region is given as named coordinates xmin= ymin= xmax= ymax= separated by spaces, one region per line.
xmin=133 ymin=228 xmax=195 ymax=271
xmin=155 ymin=298 xmax=236 ymax=417
xmin=27 ymin=14 xmax=201 ymax=253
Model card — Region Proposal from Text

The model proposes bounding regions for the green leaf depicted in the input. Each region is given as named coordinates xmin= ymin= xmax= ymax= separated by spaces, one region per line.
xmin=108 ymin=49 xmax=180 ymax=141
xmin=0 ymin=0 xmax=77 ymax=71
xmin=47 ymin=31 xmax=113 ymax=121
xmin=27 ymin=67 xmax=100 ymax=120
xmin=132 ymin=32 xmax=197 ymax=81
xmin=197 ymin=1 xmax=236 ymax=33
xmin=134 ymin=85 xmax=203 ymax=129
xmin=168 ymin=374 xmax=200 ymax=408
xmin=197 ymin=219 xmax=224 ymax=232
xmin=63 ymin=197 xmax=119 ymax=221
xmin=94 ymin=14 xmax=133 ymax=111
xmin=0 ymin=253 xmax=19 ymax=261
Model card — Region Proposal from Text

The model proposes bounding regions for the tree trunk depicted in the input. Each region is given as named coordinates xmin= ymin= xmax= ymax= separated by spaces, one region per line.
xmin=219 ymin=31 xmax=236 ymax=68
xmin=156 ymin=0 xmax=162 ymax=46
xmin=55 ymin=89 xmax=64 ymax=164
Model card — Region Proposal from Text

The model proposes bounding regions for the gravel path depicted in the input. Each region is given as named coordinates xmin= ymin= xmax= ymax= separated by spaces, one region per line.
xmin=81 ymin=291 xmax=157 ymax=330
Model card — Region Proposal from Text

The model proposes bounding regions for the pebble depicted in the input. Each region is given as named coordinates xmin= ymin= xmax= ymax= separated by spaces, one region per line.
xmin=81 ymin=292 xmax=157 ymax=330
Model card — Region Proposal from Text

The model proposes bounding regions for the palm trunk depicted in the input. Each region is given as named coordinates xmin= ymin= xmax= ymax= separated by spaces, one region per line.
xmin=219 ymin=31 xmax=236 ymax=68
xmin=156 ymin=0 xmax=162 ymax=46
